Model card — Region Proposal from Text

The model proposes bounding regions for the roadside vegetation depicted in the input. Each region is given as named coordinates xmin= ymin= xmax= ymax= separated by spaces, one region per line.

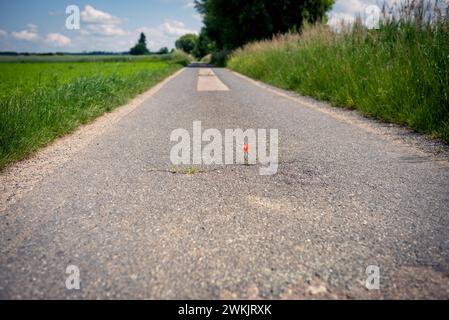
xmin=175 ymin=32 xmax=215 ymax=61
xmin=228 ymin=0 xmax=449 ymax=142
xmin=193 ymin=0 xmax=333 ymax=65
xmin=0 ymin=53 xmax=189 ymax=170
xmin=173 ymin=0 xmax=332 ymax=64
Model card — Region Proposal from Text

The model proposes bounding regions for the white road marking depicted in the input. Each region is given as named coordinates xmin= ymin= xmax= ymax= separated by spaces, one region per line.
xmin=197 ymin=68 xmax=229 ymax=91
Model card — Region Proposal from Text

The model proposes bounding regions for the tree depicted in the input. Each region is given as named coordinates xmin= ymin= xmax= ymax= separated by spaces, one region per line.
xmin=195 ymin=0 xmax=334 ymax=50
xmin=192 ymin=29 xmax=215 ymax=59
xmin=130 ymin=32 xmax=150 ymax=55
xmin=157 ymin=47 xmax=169 ymax=54
xmin=175 ymin=34 xmax=199 ymax=54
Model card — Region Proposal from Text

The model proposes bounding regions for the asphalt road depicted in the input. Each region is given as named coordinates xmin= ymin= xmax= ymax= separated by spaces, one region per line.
xmin=1 ymin=67 xmax=449 ymax=299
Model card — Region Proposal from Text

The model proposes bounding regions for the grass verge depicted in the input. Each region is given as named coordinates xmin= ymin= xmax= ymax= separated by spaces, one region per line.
xmin=228 ymin=1 xmax=449 ymax=142
xmin=0 ymin=58 xmax=184 ymax=170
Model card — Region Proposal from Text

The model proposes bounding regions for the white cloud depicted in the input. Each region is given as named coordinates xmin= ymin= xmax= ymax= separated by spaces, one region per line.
xmin=79 ymin=5 xmax=127 ymax=37
xmin=12 ymin=30 xmax=38 ymax=41
xmin=72 ymin=17 xmax=199 ymax=52
xmin=329 ymin=0 xmax=405 ymax=22
xmin=160 ymin=20 xmax=197 ymax=37
xmin=331 ymin=0 xmax=368 ymax=17
xmin=81 ymin=5 xmax=122 ymax=25
xmin=328 ymin=0 xmax=372 ymax=29
xmin=27 ymin=24 xmax=38 ymax=33
xmin=85 ymin=24 xmax=128 ymax=37
xmin=192 ymin=14 xmax=203 ymax=22
xmin=45 ymin=33 xmax=71 ymax=47
xmin=184 ymin=1 xmax=196 ymax=9
xmin=328 ymin=0 xmax=399 ymax=29
xmin=6 ymin=5 xmax=199 ymax=52
xmin=0 ymin=29 xmax=7 ymax=37
xmin=12 ymin=24 xmax=39 ymax=41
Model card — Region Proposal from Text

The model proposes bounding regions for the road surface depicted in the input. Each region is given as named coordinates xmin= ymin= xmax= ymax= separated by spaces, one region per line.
xmin=1 ymin=67 xmax=448 ymax=299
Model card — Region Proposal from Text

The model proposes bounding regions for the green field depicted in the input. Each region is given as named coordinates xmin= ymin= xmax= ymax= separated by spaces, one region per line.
xmin=228 ymin=15 xmax=449 ymax=142
xmin=0 ymin=53 xmax=189 ymax=170
xmin=0 ymin=54 xmax=176 ymax=63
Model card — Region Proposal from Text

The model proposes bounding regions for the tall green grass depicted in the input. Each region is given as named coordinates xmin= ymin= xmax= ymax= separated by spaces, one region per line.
xmin=0 ymin=58 xmax=183 ymax=170
xmin=228 ymin=0 xmax=449 ymax=142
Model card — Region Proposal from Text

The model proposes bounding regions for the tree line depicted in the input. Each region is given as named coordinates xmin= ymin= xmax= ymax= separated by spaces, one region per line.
xmin=127 ymin=0 xmax=334 ymax=61
xmin=174 ymin=0 xmax=334 ymax=63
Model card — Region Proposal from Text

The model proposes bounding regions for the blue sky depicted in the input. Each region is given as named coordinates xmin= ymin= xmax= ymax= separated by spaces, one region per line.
xmin=0 ymin=0 xmax=202 ymax=52
xmin=0 ymin=0 xmax=395 ymax=52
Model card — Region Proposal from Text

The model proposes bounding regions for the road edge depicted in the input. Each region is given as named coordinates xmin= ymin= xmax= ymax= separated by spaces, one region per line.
xmin=227 ymin=68 xmax=449 ymax=164
xmin=0 ymin=67 xmax=186 ymax=213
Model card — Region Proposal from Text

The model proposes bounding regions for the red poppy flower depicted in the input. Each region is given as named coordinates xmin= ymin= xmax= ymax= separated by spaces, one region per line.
xmin=243 ymin=144 xmax=249 ymax=153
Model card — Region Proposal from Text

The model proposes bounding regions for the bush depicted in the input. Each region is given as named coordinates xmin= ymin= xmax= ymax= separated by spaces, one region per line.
xmin=169 ymin=50 xmax=194 ymax=66
xmin=200 ymin=54 xmax=212 ymax=64
xmin=211 ymin=49 xmax=231 ymax=67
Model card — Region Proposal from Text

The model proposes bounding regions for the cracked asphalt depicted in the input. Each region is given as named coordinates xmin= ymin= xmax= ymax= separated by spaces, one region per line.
xmin=1 ymin=67 xmax=449 ymax=299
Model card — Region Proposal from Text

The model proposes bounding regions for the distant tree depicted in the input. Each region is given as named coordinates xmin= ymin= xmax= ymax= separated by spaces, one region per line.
xmin=0 ymin=52 xmax=19 ymax=56
xmin=195 ymin=0 xmax=334 ymax=50
xmin=157 ymin=47 xmax=169 ymax=54
xmin=130 ymin=33 xmax=150 ymax=55
xmin=175 ymin=34 xmax=199 ymax=54
xmin=192 ymin=29 xmax=215 ymax=59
